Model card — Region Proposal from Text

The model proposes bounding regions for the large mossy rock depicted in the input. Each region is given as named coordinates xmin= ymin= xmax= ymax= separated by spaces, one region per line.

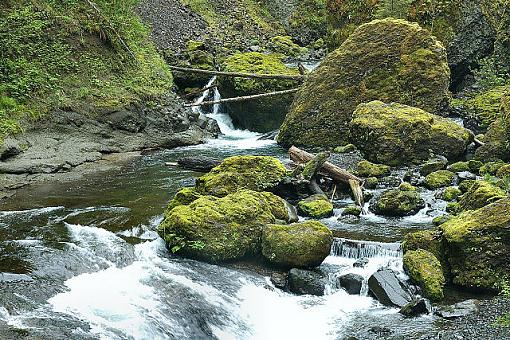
xmin=372 ymin=185 xmax=425 ymax=217
xmin=439 ymin=197 xmax=510 ymax=290
xmin=457 ymin=180 xmax=507 ymax=211
xmin=350 ymin=102 xmax=473 ymax=166
xmin=297 ymin=194 xmax=334 ymax=218
xmin=403 ymin=249 xmax=445 ymax=301
xmin=171 ymin=40 xmax=215 ymax=90
xmin=261 ymin=221 xmax=333 ymax=268
xmin=218 ymin=52 xmax=300 ymax=132
xmin=157 ymin=190 xmax=290 ymax=263
xmin=277 ymin=18 xmax=450 ymax=148
xmin=403 ymin=229 xmax=450 ymax=280
xmin=424 ymin=170 xmax=456 ymax=190
xmin=195 ymin=155 xmax=286 ymax=197
xmin=166 ymin=187 xmax=202 ymax=211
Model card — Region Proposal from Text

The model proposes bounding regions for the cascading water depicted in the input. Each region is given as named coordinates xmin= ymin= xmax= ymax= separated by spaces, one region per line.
xmin=0 ymin=81 xmax=442 ymax=340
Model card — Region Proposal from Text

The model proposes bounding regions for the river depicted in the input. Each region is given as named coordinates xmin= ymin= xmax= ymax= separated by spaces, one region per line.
xmin=0 ymin=83 xmax=446 ymax=339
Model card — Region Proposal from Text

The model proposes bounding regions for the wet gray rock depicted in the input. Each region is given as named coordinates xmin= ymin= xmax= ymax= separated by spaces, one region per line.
xmin=457 ymin=171 xmax=477 ymax=181
xmin=337 ymin=273 xmax=363 ymax=295
xmin=270 ymin=272 xmax=288 ymax=289
xmin=353 ymin=258 xmax=369 ymax=268
xmin=0 ymin=273 xmax=33 ymax=283
xmin=435 ymin=299 xmax=480 ymax=319
xmin=0 ymin=139 xmax=23 ymax=161
xmin=420 ymin=157 xmax=448 ymax=176
xmin=368 ymin=269 xmax=413 ymax=307
xmin=288 ymin=268 xmax=327 ymax=296
xmin=399 ymin=298 xmax=432 ymax=317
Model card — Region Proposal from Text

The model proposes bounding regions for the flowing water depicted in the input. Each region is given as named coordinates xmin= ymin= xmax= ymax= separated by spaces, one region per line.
xmin=0 ymin=83 xmax=444 ymax=339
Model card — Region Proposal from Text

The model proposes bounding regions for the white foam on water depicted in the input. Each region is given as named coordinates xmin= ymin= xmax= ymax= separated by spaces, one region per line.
xmin=0 ymin=206 xmax=65 ymax=217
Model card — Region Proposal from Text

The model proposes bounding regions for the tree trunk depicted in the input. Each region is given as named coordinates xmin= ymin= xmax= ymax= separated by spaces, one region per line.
xmin=185 ymin=89 xmax=299 ymax=107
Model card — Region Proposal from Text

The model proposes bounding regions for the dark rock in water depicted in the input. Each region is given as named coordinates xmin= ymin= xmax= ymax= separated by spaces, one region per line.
xmin=435 ymin=299 xmax=480 ymax=319
xmin=288 ymin=268 xmax=327 ymax=296
xmin=177 ymin=156 xmax=222 ymax=172
xmin=399 ymin=298 xmax=432 ymax=317
xmin=369 ymin=326 xmax=393 ymax=336
xmin=368 ymin=269 xmax=413 ymax=307
xmin=337 ymin=273 xmax=363 ymax=295
xmin=353 ymin=258 xmax=369 ymax=268
xmin=270 ymin=272 xmax=288 ymax=289
xmin=284 ymin=201 xmax=299 ymax=223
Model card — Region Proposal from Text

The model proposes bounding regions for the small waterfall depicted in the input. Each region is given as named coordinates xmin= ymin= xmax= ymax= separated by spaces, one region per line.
xmin=330 ymin=237 xmax=402 ymax=259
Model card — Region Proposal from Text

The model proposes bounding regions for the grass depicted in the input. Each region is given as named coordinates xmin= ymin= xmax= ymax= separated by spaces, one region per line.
xmin=0 ymin=0 xmax=173 ymax=145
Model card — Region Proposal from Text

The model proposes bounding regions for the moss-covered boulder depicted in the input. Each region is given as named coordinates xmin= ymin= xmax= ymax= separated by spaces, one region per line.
xmin=171 ymin=40 xmax=215 ymax=90
xmin=355 ymin=160 xmax=390 ymax=177
xmin=297 ymin=194 xmax=334 ymax=218
xmin=268 ymin=35 xmax=308 ymax=57
xmin=403 ymin=249 xmax=445 ymax=301
xmin=457 ymin=181 xmax=507 ymax=211
xmin=349 ymin=102 xmax=473 ymax=166
xmin=195 ymin=155 xmax=286 ymax=197
xmin=261 ymin=221 xmax=333 ymax=268
xmin=424 ymin=170 xmax=456 ymax=189
xmin=440 ymin=186 xmax=463 ymax=202
xmin=218 ymin=52 xmax=300 ymax=132
xmin=447 ymin=161 xmax=470 ymax=173
xmin=342 ymin=205 xmax=362 ymax=217
xmin=403 ymin=229 xmax=450 ymax=280
xmin=497 ymin=164 xmax=510 ymax=178
xmin=420 ymin=158 xmax=448 ymax=176
xmin=479 ymin=160 xmax=506 ymax=176
xmin=277 ymin=18 xmax=450 ymax=148
xmin=372 ymin=185 xmax=425 ymax=217
xmin=439 ymin=197 xmax=510 ymax=290
xmin=167 ymin=187 xmax=203 ymax=211
xmin=158 ymin=190 xmax=290 ymax=263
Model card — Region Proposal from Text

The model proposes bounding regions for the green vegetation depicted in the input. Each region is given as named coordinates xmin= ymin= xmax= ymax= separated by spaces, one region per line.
xmin=261 ymin=220 xmax=333 ymax=268
xmin=457 ymin=180 xmax=507 ymax=211
xmin=441 ymin=186 xmax=462 ymax=201
xmin=0 ymin=0 xmax=172 ymax=145
xmin=424 ymin=170 xmax=456 ymax=189
xmin=403 ymin=249 xmax=445 ymax=301
xmin=373 ymin=185 xmax=425 ymax=216
xmin=195 ymin=155 xmax=287 ymax=197
xmin=297 ymin=194 xmax=334 ymax=218
xmin=166 ymin=187 xmax=203 ymax=211
xmin=355 ymin=160 xmax=390 ymax=177
xmin=268 ymin=36 xmax=308 ymax=57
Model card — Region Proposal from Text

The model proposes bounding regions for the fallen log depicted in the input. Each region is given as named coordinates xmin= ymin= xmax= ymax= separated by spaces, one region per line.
xmin=183 ymin=83 xmax=217 ymax=98
xmin=302 ymin=151 xmax=330 ymax=181
xmin=169 ymin=65 xmax=305 ymax=81
xmin=185 ymin=89 xmax=299 ymax=107
xmin=289 ymin=146 xmax=364 ymax=206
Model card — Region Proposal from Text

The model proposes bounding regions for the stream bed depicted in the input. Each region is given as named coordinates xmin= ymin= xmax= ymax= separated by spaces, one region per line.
xmin=0 ymin=88 xmax=454 ymax=339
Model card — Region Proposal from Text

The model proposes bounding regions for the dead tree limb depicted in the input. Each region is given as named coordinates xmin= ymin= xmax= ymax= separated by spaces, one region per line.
xmin=169 ymin=65 xmax=305 ymax=81
xmin=185 ymin=89 xmax=299 ymax=107
xmin=289 ymin=146 xmax=364 ymax=206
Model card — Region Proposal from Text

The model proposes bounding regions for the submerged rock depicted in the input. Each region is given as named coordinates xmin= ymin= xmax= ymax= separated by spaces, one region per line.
xmin=403 ymin=249 xmax=445 ymax=301
xmin=439 ymin=197 xmax=510 ymax=290
xmin=277 ymin=18 xmax=451 ymax=148
xmin=288 ymin=268 xmax=327 ymax=296
xmin=158 ymin=190 xmax=290 ymax=263
xmin=195 ymin=155 xmax=286 ymax=197
xmin=435 ymin=299 xmax=480 ymax=319
xmin=270 ymin=272 xmax=288 ymax=289
xmin=368 ymin=269 xmax=413 ymax=307
xmin=218 ymin=52 xmax=299 ymax=132
xmin=424 ymin=170 xmax=456 ymax=189
xmin=261 ymin=221 xmax=333 ymax=268
xmin=297 ymin=194 xmax=334 ymax=218
xmin=372 ymin=185 xmax=425 ymax=217
xmin=350 ymin=102 xmax=472 ymax=166
xmin=337 ymin=273 xmax=364 ymax=295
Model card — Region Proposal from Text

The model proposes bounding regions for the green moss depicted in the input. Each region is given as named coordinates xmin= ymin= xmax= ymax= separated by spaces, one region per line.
xmin=167 ymin=187 xmax=202 ymax=211
xmin=459 ymin=179 xmax=477 ymax=193
xmin=288 ymin=0 xmax=328 ymax=45
xmin=342 ymin=205 xmax=362 ymax=217
xmin=496 ymin=313 xmax=510 ymax=327
xmin=420 ymin=158 xmax=448 ymax=176
xmin=403 ymin=249 xmax=445 ymax=301
xmin=349 ymin=102 xmax=471 ymax=166
xmin=447 ymin=161 xmax=470 ymax=173
xmin=440 ymin=197 xmax=510 ymax=289
xmin=268 ymin=35 xmax=308 ymax=57
xmin=441 ymin=186 xmax=462 ymax=201
xmin=261 ymin=220 xmax=333 ymax=268
xmin=373 ymin=186 xmax=425 ymax=216
xmin=433 ymin=214 xmax=452 ymax=226
xmin=364 ymin=177 xmax=379 ymax=189
xmin=334 ymin=144 xmax=357 ymax=153
xmin=0 ymin=0 xmax=172 ymax=145
xmin=195 ymin=155 xmax=287 ymax=197
xmin=355 ymin=160 xmax=390 ymax=177
xmin=158 ymin=190 xmax=289 ymax=263
xmin=297 ymin=194 xmax=334 ymax=218
xmin=458 ymin=180 xmax=507 ymax=211
xmin=399 ymin=182 xmax=416 ymax=191
xmin=446 ymin=202 xmax=460 ymax=214
xmin=497 ymin=164 xmax=510 ymax=178
xmin=468 ymin=160 xmax=484 ymax=173
xmin=424 ymin=170 xmax=456 ymax=189
xmin=277 ymin=19 xmax=451 ymax=148
xmin=453 ymin=86 xmax=509 ymax=128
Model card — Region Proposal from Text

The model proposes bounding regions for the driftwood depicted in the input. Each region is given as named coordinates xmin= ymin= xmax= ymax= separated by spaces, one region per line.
xmin=166 ymin=156 xmax=222 ymax=172
xmin=185 ymin=89 xmax=299 ymax=107
xmin=169 ymin=65 xmax=305 ymax=81
xmin=289 ymin=146 xmax=364 ymax=206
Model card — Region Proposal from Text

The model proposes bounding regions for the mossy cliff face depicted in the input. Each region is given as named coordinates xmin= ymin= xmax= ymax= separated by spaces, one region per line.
xmin=195 ymin=155 xmax=287 ymax=197
xmin=349 ymin=102 xmax=472 ymax=166
xmin=297 ymin=194 xmax=334 ymax=218
xmin=372 ymin=185 xmax=425 ymax=217
xmin=277 ymin=19 xmax=450 ymax=148
xmin=217 ymin=52 xmax=300 ymax=133
xmin=439 ymin=197 xmax=510 ymax=290
xmin=403 ymin=249 xmax=445 ymax=301
xmin=157 ymin=190 xmax=289 ymax=263
xmin=261 ymin=221 xmax=333 ymax=268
